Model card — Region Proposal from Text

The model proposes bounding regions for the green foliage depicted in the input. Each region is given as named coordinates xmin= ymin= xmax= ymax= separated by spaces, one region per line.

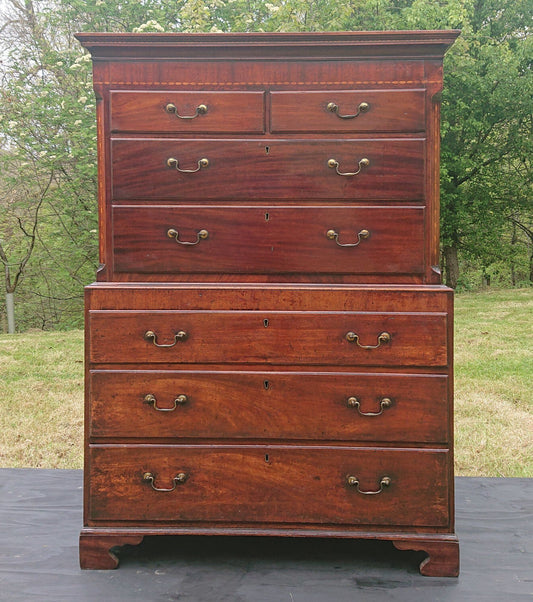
xmin=0 ymin=0 xmax=531 ymax=331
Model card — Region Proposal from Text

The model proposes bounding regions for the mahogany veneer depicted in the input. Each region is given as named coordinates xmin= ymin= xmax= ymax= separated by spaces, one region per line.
xmin=77 ymin=31 xmax=460 ymax=576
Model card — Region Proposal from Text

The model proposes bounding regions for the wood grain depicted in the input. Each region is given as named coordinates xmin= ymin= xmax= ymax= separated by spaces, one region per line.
xmin=87 ymin=445 xmax=450 ymax=527
xmin=111 ymin=205 xmax=425 ymax=276
xmin=89 ymin=370 xmax=449 ymax=442
xmin=110 ymin=91 xmax=265 ymax=133
xmin=88 ymin=309 xmax=448 ymax=367
xmin=111 ymin=139 xmax=425 ymax=201
xmin=77 ymin=30 xmax=459 ymax=575
xmin=270 ymin=90 xmax=426 ymax=133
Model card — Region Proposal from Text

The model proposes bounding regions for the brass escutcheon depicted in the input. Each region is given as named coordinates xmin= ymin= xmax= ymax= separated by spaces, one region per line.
xmin=345 ymin=331 xmax=391 ymax=349
xmin=165 ymin=103 xmax=208 ymax=119
xmin=144 ymin=330 xmax=188 ymax=348
xmin=326 ymin=228 xmax=370 ymax=247
xmin=143 ymin=471 xmax=188 ymax=492
xmin=167 ymin=228 xmax=209 ymax=246
xmin=144 ymin=393 xmax=188 ymax=411
xmin=167 ymin=157 xmax=209 ymax=173
xmin=328 ymin=157 xmax=370 ymax=177
xmin=326 ymin=101 xmax=370 ymax=119
xmin=346 ymin=475 xmax=391 ymax=495
xmin=347 ymin=396 xmax=392 ymax=416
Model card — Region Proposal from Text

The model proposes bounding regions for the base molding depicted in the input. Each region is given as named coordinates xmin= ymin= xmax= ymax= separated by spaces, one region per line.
xmin=79 ymin=532 xmax=145 ymax=569
xmin=393 ymin=537 xmax=460 ymax=577
xmin=79 ymin=527 xmax=459 ymax=576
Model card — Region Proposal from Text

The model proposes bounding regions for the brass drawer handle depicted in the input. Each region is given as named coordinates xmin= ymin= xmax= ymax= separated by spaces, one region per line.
xmin=347 ymin=397 xmax=392 ymax=416
xmin=328 ymin=157 xmax=369 ymax=177
xmin=327 ymin=101 xmax=369 ymax=119
xmin=327 ymin=228 xmax=370 ymax=247
xmin=143 ymin=471 xmax=188 ymax=492
xmin=165 ymin=102 xmax=208 ymax=119
xmin=345 ymin=331 xmax=391 ymax=349
xmin=167 ymin=157 xmax=209 ymax=173
xmin=144 ymin=393 xmax=188 ymax=411
xmin=144 ymin=330 xmax=188 ymax=348
xmin=167 ymin=228 xmax=209 ymax=246
xmin=346 ymin=475 xmax=391 ymax=495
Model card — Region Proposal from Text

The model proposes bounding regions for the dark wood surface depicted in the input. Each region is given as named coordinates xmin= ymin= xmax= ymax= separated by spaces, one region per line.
xmin=110 ymin=90 xmax=266 ymax=133
xmin=88 ymin=370 xmax=449 ymax=442
xmin=80 ymin=31 xmax=457 ymax=284
xmin=111 ymin=138 xmax=425 ymax=201
xmin=75 ymin=30 xmax=461 ymax=60
xmin=111 ymin=205 xmax=426 ymax=277
xmin=270 ymin=89 xmax=426 ymax=133
xmin=85 ymin=282 xmax=452 ymax=311
xmin=78 ymin=31 xmax=459 ymax=575
xmin=87 ymin=446 xmax=450 ymax=526
xmin=1 ymin=470 xmax=530 ymax=600
xmin=88 ymin=308 xmax=448 ymax=367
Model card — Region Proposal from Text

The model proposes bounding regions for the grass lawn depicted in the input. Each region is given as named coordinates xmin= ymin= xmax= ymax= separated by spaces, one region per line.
xmin=0 ymin=288 xmax=531 ymax=476
xmin=454 ymin=288 xmax=532 ymax=476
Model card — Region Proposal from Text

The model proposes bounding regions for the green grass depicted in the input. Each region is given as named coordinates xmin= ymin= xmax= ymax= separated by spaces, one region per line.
xmin=454 ymin=288 xmax=532 ymax=477
xmin=0 ymin=330 xmax=84 ymax=469
xmin=0 ymin=288 xmax=531 ymax=475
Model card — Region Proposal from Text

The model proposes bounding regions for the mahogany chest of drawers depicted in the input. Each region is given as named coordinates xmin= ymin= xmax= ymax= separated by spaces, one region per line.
xmin=76 ymin=31 xmax=460 ymax=576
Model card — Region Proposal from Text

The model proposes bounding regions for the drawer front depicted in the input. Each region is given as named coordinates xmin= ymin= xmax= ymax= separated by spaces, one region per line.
xmin=88 ymin=310 xmax=448 ymax=367
xmin=87 ymin=445 xmax=450 ymax=527
xmin=89 ymin=370 xmax=449 ymax=442
xmin=112 ymin=205 xmax=425 ymax=275
xmin=109 ymin=91 xmax=265 ymax=133
xmin=270 ymin=90 xmax=426 ymax=133
xmin=111 ymin=139 xmax=425 ymax=201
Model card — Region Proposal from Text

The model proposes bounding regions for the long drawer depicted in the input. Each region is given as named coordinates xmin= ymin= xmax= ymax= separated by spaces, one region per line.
xmin=87 ymin=445 xmax=450 ymax=527
xmin=111 ymin=205 xmax=425 ymax=275
xmin=111 ymin=139 xmax=425 ymax=201
xmin=88 ymin=310 xmax=448 ymax=367
xmin=89 ymin=370 xmax=449 ymax=442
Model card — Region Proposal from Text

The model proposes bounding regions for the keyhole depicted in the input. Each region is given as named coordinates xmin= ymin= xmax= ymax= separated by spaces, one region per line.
xmin=263 ymin=318 xmax=269 ymax=328
xmin=265 ymin=454 xmax=269 ymax=463
xmin=265 ymin=212 xmax=270 ymax=221
xmin=264 ymin=380 xmax=270 ymax=390
xmin=265 ymin=146 xmax=270 ymax=155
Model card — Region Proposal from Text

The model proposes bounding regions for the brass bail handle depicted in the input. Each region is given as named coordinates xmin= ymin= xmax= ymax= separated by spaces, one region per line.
xmin=143 ymin=471 xmax=188 ymax=492
xmin=144 ymin=393 xmax=188 ymax=412
xmin=347 ymin=396 xmax=392 ymax=416
xmin=327 ymin=228 xmax=370 ymax=247
xmin=345 ymin=331 xmax=391 ymax=349
xmin=167 ymin=228 xmax=209 ymax=246
xmin=144 ymin=330 xmax=188 ymax=348
xmin=167 ymin=157 xmax=209 ymax=173
xmin=165 ymin=102 xmax=208 ymax=119
xmin=328 ymin=157 xmax=370 ymax=177
xmin=346 ymin=475 xmax=391 ymax=495
xmin=327 ymin=101 xmax=370 ymax=119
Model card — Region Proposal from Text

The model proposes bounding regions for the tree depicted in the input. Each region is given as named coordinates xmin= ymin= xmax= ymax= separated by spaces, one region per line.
xmin=0 ymin=0 xmax=531 ymax=332
xmin=399 ymin=0 xmax=532 ymax=287
xmin=0 ymin=163 xmax=52 ymax=332
xmin=0 ymin=0 xmax=99 ymax=331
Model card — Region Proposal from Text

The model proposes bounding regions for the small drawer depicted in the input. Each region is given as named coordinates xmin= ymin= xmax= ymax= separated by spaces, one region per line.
xmin=87 ymin=445 xmax=450 ymax=527
xmin=89 ymin=370 xmax=449 ymax=443
xmin=111 ymin=205 xmax=425 ymax=276
xmin=270 ymin=90 xmax=426 ymax=133
xmin=88 ymin=310 xmax=448 ymax=367
xmin=110 ymin=91 xmax=265 ymax=133
xmin=111 ymin=139 xmax=425 ymax=201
